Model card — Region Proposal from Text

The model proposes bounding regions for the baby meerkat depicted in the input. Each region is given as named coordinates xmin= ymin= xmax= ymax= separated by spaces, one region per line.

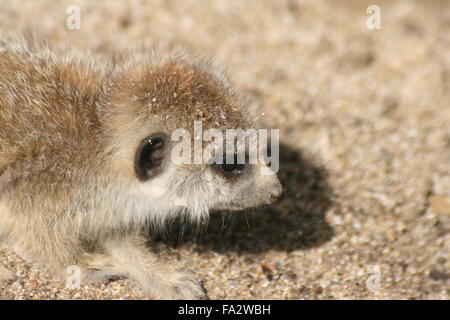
xmin=0 ymin=37 xmax=282 ymax=299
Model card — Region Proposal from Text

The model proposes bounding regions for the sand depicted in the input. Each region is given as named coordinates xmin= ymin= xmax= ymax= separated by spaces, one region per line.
xmin=0 ymin=0 xmax=448 ymax=299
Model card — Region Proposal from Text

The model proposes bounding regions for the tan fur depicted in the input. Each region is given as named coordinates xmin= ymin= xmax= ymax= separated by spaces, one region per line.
xmin=0 ymin=36 xmax=282 ymax=299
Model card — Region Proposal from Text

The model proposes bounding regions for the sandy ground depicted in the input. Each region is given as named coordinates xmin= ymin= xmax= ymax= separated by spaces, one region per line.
xmin=0 ymin=0 xmax=449 ymax=299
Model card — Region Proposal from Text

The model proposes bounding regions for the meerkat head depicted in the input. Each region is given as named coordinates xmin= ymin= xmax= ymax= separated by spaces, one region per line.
xmin=102 ymin=54 xmax=282 ymax=223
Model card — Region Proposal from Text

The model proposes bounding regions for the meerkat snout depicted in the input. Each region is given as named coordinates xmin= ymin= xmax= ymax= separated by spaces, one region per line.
xmin=269 ymin=182 xmax=283 ymax=203
xmin=0 ymin=36 xmax=282 ymax=299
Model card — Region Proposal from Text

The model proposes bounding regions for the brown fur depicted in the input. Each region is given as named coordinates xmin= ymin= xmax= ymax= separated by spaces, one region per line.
xmin=0 ymin=36 xmax=281 ymax=299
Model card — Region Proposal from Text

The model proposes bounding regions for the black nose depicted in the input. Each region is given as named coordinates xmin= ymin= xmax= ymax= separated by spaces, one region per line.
xmin=270 ymin=182 xmax=283 ymax=203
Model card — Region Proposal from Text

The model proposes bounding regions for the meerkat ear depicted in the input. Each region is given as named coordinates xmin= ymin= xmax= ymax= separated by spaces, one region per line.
xmin=134 ymin=133 xmax=167 ymax=181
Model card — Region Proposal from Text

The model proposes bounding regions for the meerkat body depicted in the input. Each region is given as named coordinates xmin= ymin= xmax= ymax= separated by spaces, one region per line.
xmin=0 ymin=37 xmax=282 ymax=299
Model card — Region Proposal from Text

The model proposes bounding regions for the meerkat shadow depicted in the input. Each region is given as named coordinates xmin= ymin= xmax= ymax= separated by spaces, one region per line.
xmin=153 ymin=143 xmax=334 ymax=253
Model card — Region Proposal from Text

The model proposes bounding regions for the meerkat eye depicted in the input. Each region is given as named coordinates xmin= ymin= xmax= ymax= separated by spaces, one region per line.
xmin=213 ymin=154 xmax=245 ymax=178
xmin=134 ymin=133 xmax=166 ymax=181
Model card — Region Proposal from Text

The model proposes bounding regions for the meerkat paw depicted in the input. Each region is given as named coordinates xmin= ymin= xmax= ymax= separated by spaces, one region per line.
xmin=0 ymin=265 xmax=17 ymax=283
xmin=82 ymin=268 xmax=121 ymax=285
xmin=167 ymin=272 xmax=206 ymax=300
xmin=145 ymin=271 xmax=206 ymax=300
xmin=97 ymin=238 xmax=206 ymax=299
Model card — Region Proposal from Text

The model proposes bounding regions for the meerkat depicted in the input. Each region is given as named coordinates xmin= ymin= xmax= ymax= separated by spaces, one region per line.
xmin=0 ymin=36 xmax=282 ymax=299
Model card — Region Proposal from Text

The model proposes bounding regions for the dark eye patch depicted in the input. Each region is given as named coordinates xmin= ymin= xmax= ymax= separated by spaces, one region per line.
xmin=134 ymin=133 xmax=166 ymax=181
xmin=212 ymin=153 xmax=246 ymax=178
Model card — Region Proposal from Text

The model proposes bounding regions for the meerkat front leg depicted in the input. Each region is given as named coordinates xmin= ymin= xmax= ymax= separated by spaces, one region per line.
xmin=83 ymin=236 xmax=205 ymax=299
